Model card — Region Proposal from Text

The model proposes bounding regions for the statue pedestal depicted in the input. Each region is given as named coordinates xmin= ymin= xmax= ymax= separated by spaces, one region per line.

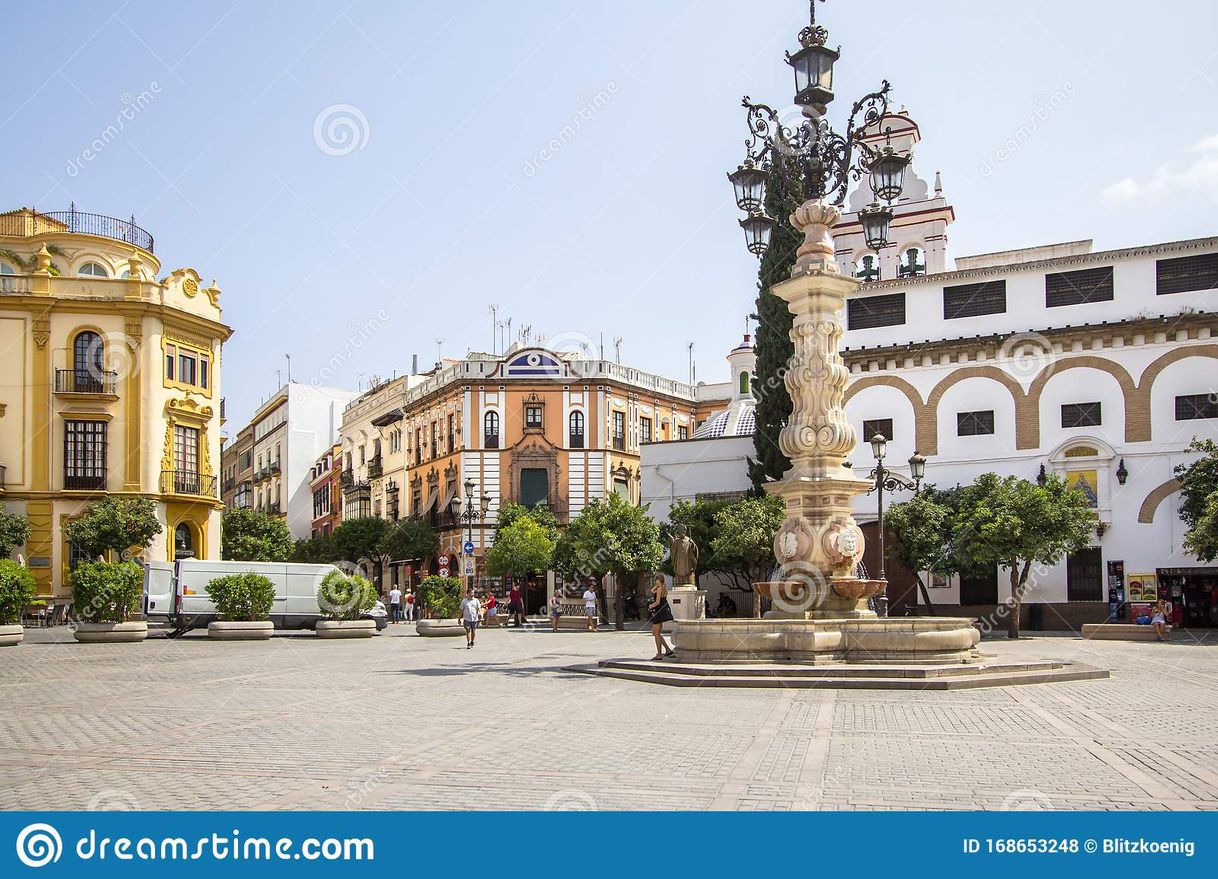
xmin=667 ymin=585 xmax=706 ymax=623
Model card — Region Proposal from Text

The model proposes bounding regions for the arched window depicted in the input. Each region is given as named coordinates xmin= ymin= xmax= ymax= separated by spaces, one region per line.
xmin=174 ymin=522 xmax=195 ymax=560
xmin=897 ymin=246 xmax=926 ymax=278
xmin=569 ymin=410 xmax=585 ymax=448
xmin=72 ymin=331 xmax=104 ymax=393
xmin=0 ymin=262 xmax=15 ymax=275
xmin=484 ymin=411 xmax=499 ymax=449
xmin=739 ymin=371 xmax=751 ymax=395
xmin=78 ymin=261 xmax=109 ymax=278
xmin=853 ymin=254 xmax=880 ymax=283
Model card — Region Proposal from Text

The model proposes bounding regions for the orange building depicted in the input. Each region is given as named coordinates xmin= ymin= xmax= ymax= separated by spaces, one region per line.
xmin=339 ymin=346 xmax=721 ymax=586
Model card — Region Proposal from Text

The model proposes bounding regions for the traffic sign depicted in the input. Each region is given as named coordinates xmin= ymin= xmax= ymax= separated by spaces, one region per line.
xmin=463 ymin=558 xmax=474 ymax=575
xmin=438 ymin=565 xmax=450 ymax=578
xmin=463 ymin=541 xmax=474 ymax=556
xmin=437 ymin=554 xmax=450 ymax=567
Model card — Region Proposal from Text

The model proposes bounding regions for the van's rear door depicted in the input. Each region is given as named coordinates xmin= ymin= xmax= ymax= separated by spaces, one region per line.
xmin=143 ymin=561 xmax=176 ymax=618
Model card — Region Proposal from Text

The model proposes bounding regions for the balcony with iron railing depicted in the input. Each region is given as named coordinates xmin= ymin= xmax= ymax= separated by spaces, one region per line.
xmin=64 ymin=473 xmax=107 ymax=491
xmin=54 ymin=368 xmax=118 ymax=396
xmin=160 ymin=470 xmax=217 ymax=498
xmin=0 ymin=205 xmax=154 ymax=252
xmin=367 ymin=455 xmax=383 ymax=478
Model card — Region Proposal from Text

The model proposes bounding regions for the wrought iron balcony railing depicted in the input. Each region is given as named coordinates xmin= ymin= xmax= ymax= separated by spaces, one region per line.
xmin=367 ymin=456 xmax=383 ymax=478
xmin=1 ymin=206 xmax=155 ymax=253
xmin=54 ymin=368 xmax=118 ymax=395
xmin=160 ymin=470 xmax=218 ymax=497
xmin=64 ymin=473 xmax=107 ymax=491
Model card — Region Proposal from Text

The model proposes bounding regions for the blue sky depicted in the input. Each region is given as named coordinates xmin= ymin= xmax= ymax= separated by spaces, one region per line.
xmin=5 ymin=0 xmax=1217 ymax=424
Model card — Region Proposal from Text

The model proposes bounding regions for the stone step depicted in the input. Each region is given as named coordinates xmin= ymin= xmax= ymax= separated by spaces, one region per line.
xmin=567 ymin=660 xmax=1108 ymax=690
xmin=596 ymin=658 xmax=1065 ymax=679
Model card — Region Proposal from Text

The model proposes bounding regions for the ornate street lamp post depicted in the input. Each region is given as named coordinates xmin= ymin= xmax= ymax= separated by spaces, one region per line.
xmin=865 ymin=434 xmax=926 ymax=617
xmin=723 ymin=0 xmax=914 ymax=621
xmin=450 ymin=478 xmax=492 ymax=592
xmin=727 ymin=1 xmax=910 ymax=258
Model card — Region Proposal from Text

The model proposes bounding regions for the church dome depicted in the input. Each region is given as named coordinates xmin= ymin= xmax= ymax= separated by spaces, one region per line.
xmin=693 ymin=399 xmax=756 ymax=438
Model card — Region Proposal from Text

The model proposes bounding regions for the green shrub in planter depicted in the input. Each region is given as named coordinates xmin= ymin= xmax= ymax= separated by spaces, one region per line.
xmin=317 ymin=570 xmax=377 ymax=620
xmin=419 ymin=575 xmax=463 ymax=619
xmin=70 ymin=561 xmax=143 ymax=623
xmin=206 ymin=572 xmax=276 ymax=621
xmin=0 ymin=560 xmax=38 ymax=625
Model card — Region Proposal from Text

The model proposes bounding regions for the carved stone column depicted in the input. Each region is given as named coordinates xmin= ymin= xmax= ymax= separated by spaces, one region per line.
xmin=758 ymin=199 xmax=881 ymax=619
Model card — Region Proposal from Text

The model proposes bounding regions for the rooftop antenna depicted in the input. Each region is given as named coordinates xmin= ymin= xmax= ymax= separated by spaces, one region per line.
xmin=285 ymin=353 xmax=292 ymax=383
xmin=275 ymin=368 xmax=281 ymax=389
xmin=507 ymin=317 xmax=512 ymax=352
xmin=488 ymin=304 xmax=498 ymax=355
xmin=599 ymin=332 xmax=604 ymax=360
xmin=687 ymin=342 xmax=694 ymax=384
xmin=613 ymin=336 xmax=623 ymax=363
xmin=435 ymin=337 xmax=444 ymax=367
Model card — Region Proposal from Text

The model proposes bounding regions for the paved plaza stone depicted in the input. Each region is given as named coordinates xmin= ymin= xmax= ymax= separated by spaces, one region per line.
xmin=1 ymin=625 xmax=1216 ymax=811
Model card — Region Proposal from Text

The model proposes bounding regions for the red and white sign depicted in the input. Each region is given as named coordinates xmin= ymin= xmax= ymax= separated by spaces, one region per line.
xmin=438 ymin=566 xmax=450 ymax=577
xmin=437 ymin=554 xmax=450 ymax=567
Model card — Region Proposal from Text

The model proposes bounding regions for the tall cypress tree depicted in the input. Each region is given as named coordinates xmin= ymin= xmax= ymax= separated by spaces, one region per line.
xmin=748 ymin=152 xmax=804 ymax=492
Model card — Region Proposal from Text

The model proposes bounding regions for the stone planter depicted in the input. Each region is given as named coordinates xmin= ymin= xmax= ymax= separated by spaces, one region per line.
xmin=415 ymin=618 xmax=465 ymax=637
xmin=0 ymin=624 xmax=24 ymax=647
xmin=316 ymin=619 xmax=376 ymax=639
xmin=73 ymin=621 xmax=148 ymax=644
xmin=208 ymin=621 xmax=274 ymax=641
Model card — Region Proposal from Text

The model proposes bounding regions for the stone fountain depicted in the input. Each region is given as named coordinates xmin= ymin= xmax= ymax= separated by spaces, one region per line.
xmin=670 ymin=199 xmax=983 ymax=666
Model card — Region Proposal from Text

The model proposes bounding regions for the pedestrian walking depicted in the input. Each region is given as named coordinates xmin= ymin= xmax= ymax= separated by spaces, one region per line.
xmin=460 ymin=588 xmax=481 ymax=649
xmin=583 ymin=581 xmax=598 ymax=632
xmin=647 ymin=574 xmax=675 ymax=660
xmin=1151 ymin=599 xmax=1169 ymax=641
xmin=483 ymin=589 xmax=499 ymax=626
xmin=404 ymin=588 xmax=416 ymax=622
xmin=508 ymin=581 xmax=525 ymax=628
xmin=548 ymin=590 xmax=563 ymax=633
xmin=387 ymin=585 xmax=403 ymax=624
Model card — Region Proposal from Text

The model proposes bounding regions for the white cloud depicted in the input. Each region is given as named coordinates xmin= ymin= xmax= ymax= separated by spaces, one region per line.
xmin=1102 ymin=134 xmax=1218 ymax=202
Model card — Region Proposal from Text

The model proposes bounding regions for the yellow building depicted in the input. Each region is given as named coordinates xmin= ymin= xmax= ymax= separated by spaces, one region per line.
xmin=0 ymin=206 xmax=231 ymax=596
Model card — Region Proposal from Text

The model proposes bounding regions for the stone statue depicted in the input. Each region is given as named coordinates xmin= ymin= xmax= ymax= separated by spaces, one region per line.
xmin=668 ymin=524 xmax=699 ymax=587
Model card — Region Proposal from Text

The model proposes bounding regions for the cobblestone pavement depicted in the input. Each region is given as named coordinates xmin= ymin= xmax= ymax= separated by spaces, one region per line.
xmin=2 ymin=624 xmax=1216 ymax=811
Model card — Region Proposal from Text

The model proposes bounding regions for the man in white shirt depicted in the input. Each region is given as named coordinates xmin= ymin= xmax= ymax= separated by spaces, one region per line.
xmin=460 ymin=588 xmax=482 ymax=649
xmin=387 ymin=586 xmax=403 ymax=624
xmin=583 ymin=582 xmax=598 ymax=632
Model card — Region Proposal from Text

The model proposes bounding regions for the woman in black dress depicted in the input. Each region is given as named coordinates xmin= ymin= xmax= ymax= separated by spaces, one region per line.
xmin=648 ymin=574 xmax=676 ymax=660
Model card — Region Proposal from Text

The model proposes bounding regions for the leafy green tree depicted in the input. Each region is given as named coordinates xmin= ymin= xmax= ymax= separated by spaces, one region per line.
xmin=316 ymin=570 xmax=377 ymax=620
xmin=206 ymin=572 xmax=276 ymax=621
xmin=70 ymin=561 xmax=143 ymax=622
xmin=382 ymin=519 xmax=440 ymax=565
xmin=952 ymin=473 xmax=1096 ymax=638
xmin=484 ymin=516 xmax=556 ymax=582
xmin=0 ymin=503 xmax=31 ymax=558
xmin=332 ymin=517 xmax=393 ymax=584
xmin=221 ymin=508 xmax=293 ymax=562
xmin=418 ymin=575 xmax=463 ymax=619
xmin=884 ymin=486 xmax=970 ymax=615
xmin=0 ymin=560 xmax=38 ymax=625
xmin=707 ymin=495 xmax=786 ymax=616
xmin=63 ymin=497 xmax=161 ymax=559
xmin=1176 ymin=438 xmax=1218 ymax=561
xmin=553 ymin=493 xmax=663 ymax=624
xmin=494 ymin=501 xmax=559 ymax=540
xmin=748 ymin=149 xmax=804 ymax=491
xmin=292 ymin=534 xmax=340 ymax=563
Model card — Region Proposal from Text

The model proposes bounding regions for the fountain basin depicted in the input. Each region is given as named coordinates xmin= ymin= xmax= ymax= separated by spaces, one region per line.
xmin=672 ymin=616 xmax=980 ymax=665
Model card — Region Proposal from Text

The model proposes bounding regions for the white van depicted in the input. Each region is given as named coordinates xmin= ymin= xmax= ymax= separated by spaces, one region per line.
xmin=143 ymin=559 xmax=387 ymax=634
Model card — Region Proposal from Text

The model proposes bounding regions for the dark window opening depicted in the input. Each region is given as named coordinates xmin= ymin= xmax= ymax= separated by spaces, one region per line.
xmin=943 ymin=280 xmax=1006 ymax=319
xmin=847 ymin=291 xmax=905 ymax=330
xmin=1156 ymin=252 xmax=1218 ymax=296
xmin=1061 ymin=402 xmax=1102 ymax=428
xmin=1175 ymin=394 xmax=1218 ymax=421
xmin=1046 ymin=266 xmax=1114 ymax=307
xmin=957 ymin=410 xmax=995 ymax=436
xmin=862 ymin=418 xmax=893 ymax=443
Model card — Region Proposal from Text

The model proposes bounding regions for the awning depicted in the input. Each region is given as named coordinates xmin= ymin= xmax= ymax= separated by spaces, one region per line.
xmin=371 ymin=408 xmax=404 ymax=428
